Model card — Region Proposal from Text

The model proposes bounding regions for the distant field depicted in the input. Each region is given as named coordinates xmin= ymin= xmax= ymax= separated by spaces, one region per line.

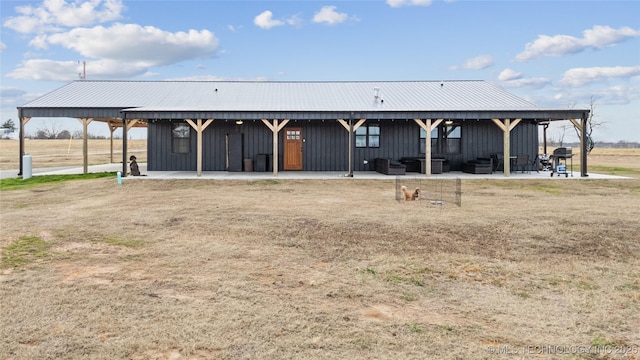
xmin=1 ymin=140 xmax=639 ymax=178
xmin=0 ymin=139 xmax=147 ymax=170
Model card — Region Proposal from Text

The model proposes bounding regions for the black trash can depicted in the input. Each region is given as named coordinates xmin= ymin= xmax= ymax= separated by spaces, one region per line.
xmin=243 ymin=158 xmax=253 ymax=172
xmin=255 ymin=154 xmax=267 ymax=172
xmin=267 ymin=154 xmax=273 ymax=172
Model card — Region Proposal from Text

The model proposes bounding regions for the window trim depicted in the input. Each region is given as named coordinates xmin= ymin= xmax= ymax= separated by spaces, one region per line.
xmin=172 ymin=122 xmax=191 ymax=154
xmin=420 ymin=122 xmax=461 ymax=155
xmin=356 ymin=124 xmax=380 ymax=148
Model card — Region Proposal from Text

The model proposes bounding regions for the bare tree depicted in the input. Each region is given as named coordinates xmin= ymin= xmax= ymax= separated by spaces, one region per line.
xmin=574 ymin=97 xmax=604 ymax=154
xmin=35 ymin=120 xmax=63 ymax=139
xmin=555 ymin=124 xmax=572 ymax=147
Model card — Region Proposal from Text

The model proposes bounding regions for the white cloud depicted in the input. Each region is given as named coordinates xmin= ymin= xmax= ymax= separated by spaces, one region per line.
xmin=0 ymin=86 xmax=26 ymax=98
xmin=0 ymin=87 xmax=31 ymax=110
xmin=8 ymin=24 xmax=219 ymax=81
xmin=497 ymin=69 xmax=550 ymax=89
xmin=312 ymin=6 xmax=349 ymax=25
xmin=501 ymin=77 xmax=551 ymax=89
xmin=42 ymin=23 xmax=218 ymax=66
xmin=386 ymin=0 xmax=432 ymax=7
xmin=498 ymin=68 xmax=522 ymax=81
xmin=554 ymin=85 xmax=640 ymax=106
xmin=560 ymin=66 xmax=640 ymax=86
xmin=286 ymin=14 xmax=303 ymax=28
xmin=254 ymin=10 xmax=284 ymax=29
xmin=8 ymin=58 xmax=164 ymax=80
xmin=29 ymin=35 xmax=50 ymax=49
xmin=0 ymin=42 xmax=6 ymax=52
xmin=515 ymin=25 xmax=640 ymax=62
xmin=3 ymin=0 xmax=124 ymax=34
xmin=462 ymin=55 xmax=494 ymax=70
xmin=7 ymin=59 xmax=86 ymax=81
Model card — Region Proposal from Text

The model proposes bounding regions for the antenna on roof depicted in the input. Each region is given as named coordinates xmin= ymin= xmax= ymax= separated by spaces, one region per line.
xmin=78 ymin=61 xmax=86 ymax=80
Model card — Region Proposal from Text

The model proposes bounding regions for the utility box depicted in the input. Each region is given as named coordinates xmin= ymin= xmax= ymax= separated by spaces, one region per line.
xmin=22 ymin=154 xmax=32 ymax=180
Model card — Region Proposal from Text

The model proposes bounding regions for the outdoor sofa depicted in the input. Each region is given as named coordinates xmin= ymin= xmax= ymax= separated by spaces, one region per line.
xmin=375 ymin=158 xmax=406 ymax=175
xmin=462 ymin=157 xmax=493 ymax=174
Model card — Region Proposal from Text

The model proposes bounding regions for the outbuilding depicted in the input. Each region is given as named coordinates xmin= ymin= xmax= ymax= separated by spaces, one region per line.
xmin=17 ymin=80 xmax=590 ymax=177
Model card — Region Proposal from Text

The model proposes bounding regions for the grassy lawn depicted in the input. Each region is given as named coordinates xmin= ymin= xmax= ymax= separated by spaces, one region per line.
xmin=1 ymin=173 xmax=639 ymax=359
xmin=1 ymin=145 xmax=639 ymax=359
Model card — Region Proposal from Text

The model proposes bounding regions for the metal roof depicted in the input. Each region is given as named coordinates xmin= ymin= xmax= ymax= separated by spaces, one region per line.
xmin=22 ymin=80 xmax=541 ymax=112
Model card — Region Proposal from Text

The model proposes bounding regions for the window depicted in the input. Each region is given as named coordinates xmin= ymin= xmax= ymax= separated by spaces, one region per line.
xmin=286 ymin=129 xmax=301 ymax=140
xmin=172 ymin=123 xmax=190 ymax=154
xmin=420 ymin=122 xmax=461 ymax=154
xmin=355 ymin=125 xmax=380 ymax=148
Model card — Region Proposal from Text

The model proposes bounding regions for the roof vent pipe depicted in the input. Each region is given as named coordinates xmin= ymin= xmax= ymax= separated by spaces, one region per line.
xmin=373 ymin=87 xmax=380 ymax=99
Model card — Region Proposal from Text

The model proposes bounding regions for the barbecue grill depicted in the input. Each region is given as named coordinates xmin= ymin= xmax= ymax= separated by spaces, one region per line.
xmin=550 ymin=147 xmax=573 ymax=177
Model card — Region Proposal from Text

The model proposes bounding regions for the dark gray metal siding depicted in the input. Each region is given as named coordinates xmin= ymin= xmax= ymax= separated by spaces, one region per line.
xmin=147 ymin=120 xmax=197 ymax=171
xmin=458 ymin=120 xmax=538 ymax=170
xmin=299 ymin=121 xmax=348 ymax=171
xmin=202 ymin=120 xmax=273 ymax=171
xmin=148 ymin=119 xmax=539 ymax=172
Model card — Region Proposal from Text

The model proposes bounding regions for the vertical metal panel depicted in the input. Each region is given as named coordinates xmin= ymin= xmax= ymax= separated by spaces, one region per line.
xmin=149 ymin=118 xmax=539 ymax=172
xmin=297 ymin=120 xmax=347 ymax=171
xmin=148 ymin=120 xmax=196 ymax=171
xmin=203 ymin=121 xmax=233 ymax=170
xmin=353 ymin=119 xmax=421 ymax=171
xmin=458 ymin=120 xmax=538 ymax=169
xmin=510 ymin=121 xmax=538 ymax=158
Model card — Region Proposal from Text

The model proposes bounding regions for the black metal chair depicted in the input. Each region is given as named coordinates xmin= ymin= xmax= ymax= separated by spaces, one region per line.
xmin=490 ymin=153 xmax=504 ymax=172
xmin=528 ymin=154 xmax=540 ymax=173
xmin=514 ymin=154 xmax=530 ymax=173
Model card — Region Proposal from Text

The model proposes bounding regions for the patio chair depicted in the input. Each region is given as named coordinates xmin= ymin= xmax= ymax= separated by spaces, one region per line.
xmin=514 ymin=154 xmax=530 ymax=173
xmin=490 ymin=153 xmax=504 ymax=172
xmin=528 ymin=154 xmax=540 ymax=173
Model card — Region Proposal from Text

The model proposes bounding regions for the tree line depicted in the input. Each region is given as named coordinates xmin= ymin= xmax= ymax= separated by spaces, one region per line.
xmin=1 ymin=119 xmax=116 ymax=139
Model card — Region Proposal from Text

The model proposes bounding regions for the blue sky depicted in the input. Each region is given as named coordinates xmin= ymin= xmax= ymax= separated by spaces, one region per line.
xmin=1 ymin=0 xmax=639 ymax=142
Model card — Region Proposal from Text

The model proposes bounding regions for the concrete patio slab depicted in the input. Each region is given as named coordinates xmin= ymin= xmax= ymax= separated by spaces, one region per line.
xmin=2 ymin=163 xmax=629 ymax=180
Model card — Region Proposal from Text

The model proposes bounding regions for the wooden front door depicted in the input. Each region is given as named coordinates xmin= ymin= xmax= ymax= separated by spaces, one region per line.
xmin=284 ymin=127 xmax=303 ymax=170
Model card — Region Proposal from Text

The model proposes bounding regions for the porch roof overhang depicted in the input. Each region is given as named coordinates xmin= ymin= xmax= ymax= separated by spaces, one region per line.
xmin=18 ymin=107 xmax=588 ymax=122
xmin=119 ymin=108 xmax=588 ymax=122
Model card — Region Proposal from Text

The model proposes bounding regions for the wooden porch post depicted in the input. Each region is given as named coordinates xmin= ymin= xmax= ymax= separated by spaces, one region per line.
xmin=491 ymin=118 xmax=521 ymax=177
xmin=122 ymin=115 xmax=128 ymax=176
xmin=581 ymin=113 xmax=588 ymax=177
xmin=185 ymin=118 xmax=214 ymax=177
xmin=337 ymin=118 xmax=366 ymax=176
xmin=107 ymin=120 xmax=118 ymax=163
xmin=18 ymin=113 xmax=31 ymax=176
xmin=77 ymin=118 xmax=94 ymax=174
xmin=261 ymin=119 xmax=289 ymax=176
xmin=413 ymin=119 xmax=442 ymax=176
xmin=570 ymin=115 xmax=589 ymax=177
xmin=504 ymin=118 xmax=510 ymax=176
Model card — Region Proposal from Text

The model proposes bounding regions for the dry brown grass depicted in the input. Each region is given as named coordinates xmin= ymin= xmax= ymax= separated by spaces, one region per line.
xmin=0 ymin=139 xmax=147 ymax=170
xmin=1 ymin=172 xmax=639 ymax=358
